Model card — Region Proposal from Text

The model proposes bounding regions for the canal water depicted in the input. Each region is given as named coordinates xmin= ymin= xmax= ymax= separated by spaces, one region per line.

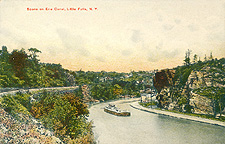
xmin=89 ymin=100 xmax=225 ymax=144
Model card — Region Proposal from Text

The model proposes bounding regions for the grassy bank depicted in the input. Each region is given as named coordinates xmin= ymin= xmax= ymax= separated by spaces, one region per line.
xmin=161 ymin=109 xmax=225 ymax=122
xmin=139 ymin=102 xmax=225 ymax=122
xmin=139 ymin=102 xmax=157 ymax=108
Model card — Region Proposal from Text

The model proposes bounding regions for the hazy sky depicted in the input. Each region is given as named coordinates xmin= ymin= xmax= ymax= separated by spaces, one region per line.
xmin=0 ymin=0 xmax=225 ymax=72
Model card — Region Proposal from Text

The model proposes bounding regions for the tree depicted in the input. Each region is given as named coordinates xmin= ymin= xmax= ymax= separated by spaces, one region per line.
xmin=28 ymin=48 xmax=41 ymax=58
xmin=198 ymin=56 xmax=202 ymax=63
xmin=113 ymin=84 xmax=123 ymax=96
xmin=193 ymin=54 xmax=198 ymax=64
xmin=9 ymin=49 xmax=28 ymax=79
xmin=30 ymin=92 xmax=89 ymax=140
xmin=28 ymin=48 xmax=42 ymax=64
xmin=204 ymin=54 xmax=207 ymax=61
xmin=208 ymin=52 xmax=213 ymax=61
xmin=199 ymin=59 xmax=225 ymax=117
xmin=0 ymin=46 xmax=10 ymax=62
xmin=184 ymin=49 xmax=191 ymax=66
xmin=217 ymin=88 xmax=225 ymax=118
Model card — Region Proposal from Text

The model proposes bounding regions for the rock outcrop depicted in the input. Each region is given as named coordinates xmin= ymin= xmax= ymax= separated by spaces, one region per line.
xmin=187 ymin=70 xmax=206 ymax=89
xmin=153 ymin=68 xmax=216 ymax=114
xmin=153 ymin=59 xmax=225 ymax=115
xmin=189 ymin=93 xmax=213 ymax=115
xmin=82 ymin=85 xmax=93 ymax=103
xmin=153 ymin=69 xmax=175 ymax=93
xmin=0 ymin=108 xmax=62 ymax=143
xmin=187 ymin=66 xmax=225 ymax=89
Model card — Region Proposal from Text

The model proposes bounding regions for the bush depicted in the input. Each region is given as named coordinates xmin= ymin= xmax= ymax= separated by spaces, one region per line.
xmin=139 ymin=101 xmax=157 ymax=108
xmin=30 ymin=92 xmax=92 ymax=142
xmin=1 ymin=94 xmax=30 ymax=116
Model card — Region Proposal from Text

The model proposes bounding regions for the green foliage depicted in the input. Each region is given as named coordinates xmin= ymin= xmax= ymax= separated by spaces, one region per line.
xmin=194 ymin=87 xmax=225 ymax=117
xmin=113 ymin=84 xmax=123 ymax=96
xmin=171 ymin=55 xmax=225 ymax=116
xmin=0 ymin=45 xmax=152 ymax=103
xmin=87 ymin=71 xmax=150 ymax=101
xmin=159 ymin=108 xmax=225 ymax=122
xmin=91 ymin=83 xmax=114 ymax=100
xmin=1 ymin=94 xmax=30 ymax=116
xmin=178 ymin=97 xmax=187 ymax=106
xmin=30 ymin=91 xmax=90 ymax=141
xmin=139 ymin=101 xmax=157 ymax=107
xmin=0 ymin=47 xmax=25 ymax=87
xmin=14 ymin=92 xmax=32 ymax=109
xmin=0 ymin=90 xmax=94 ymax=143
xmin=183 ymin=49 xmax=191 ymax=66
xmin=173 ymin=65 xmax=192 ymax=88
xmin=0 ymin=46 xmax=73 ymax=88
xmin=9 ymin=49 xmax=28 ymax=79
xmin=193 ymin=54 xmax=198 ymax=63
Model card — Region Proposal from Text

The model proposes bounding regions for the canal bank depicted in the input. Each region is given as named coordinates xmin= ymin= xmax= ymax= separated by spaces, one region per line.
xmin=89 ymin=99 xmax=225 ymax=144
xmin=88 ymin=97 xmax=140 ymax=108
xmin=130 ymin=102 xmax=225 ymax=128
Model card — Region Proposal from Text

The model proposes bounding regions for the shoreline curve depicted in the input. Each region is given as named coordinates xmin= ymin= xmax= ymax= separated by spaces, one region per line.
xmin=130 ymin=102 xmax=225 ymax=128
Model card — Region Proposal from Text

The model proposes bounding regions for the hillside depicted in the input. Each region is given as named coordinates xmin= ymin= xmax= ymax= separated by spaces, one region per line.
xmin=0 ymin=107 xmax=62 ymax=143
xmin=153 ymin=57 xmax=225 ymax=119
xmin=0 ymin=46 xmax=76 ymax=88
xmin=0 ymin=89 xmax=94 ymax=143
xmin=0 ymin=45 xmax=155 ymax=143
xmin=0 ymin=46 xmax=154 ymax=102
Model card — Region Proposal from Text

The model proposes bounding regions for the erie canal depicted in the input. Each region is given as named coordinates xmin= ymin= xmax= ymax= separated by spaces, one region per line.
xmin=89 ymin=99 xmax=225 ymax=144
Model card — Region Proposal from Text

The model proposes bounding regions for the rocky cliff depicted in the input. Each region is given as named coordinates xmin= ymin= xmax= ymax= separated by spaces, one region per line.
xmin=153 ymin=58 xmax=225 ymax=116
xmin=154 ymin=69 xmax=215 ymax=114
xmin=153 ymin=69 xmax=175 ymax=93
xmin=189 ymin=92 xmax=213 ymax=115
xmin=0 ymin=108 xmax=62 ymax=143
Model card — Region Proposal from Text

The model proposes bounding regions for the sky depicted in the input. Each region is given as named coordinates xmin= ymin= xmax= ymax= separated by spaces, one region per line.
xmin=0 ymin=0 xmax=225 ymax=72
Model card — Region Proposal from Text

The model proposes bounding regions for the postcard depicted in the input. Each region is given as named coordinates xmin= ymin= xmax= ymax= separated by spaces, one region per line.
xmin=0 ymin=0 xmax=225 ymax=144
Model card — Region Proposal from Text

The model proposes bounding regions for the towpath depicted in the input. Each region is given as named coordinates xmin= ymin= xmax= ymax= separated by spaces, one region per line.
xmin=130 ymin=101 xmax=225 ymax=127
xmin=0 ymin=86 xmax=78 ymax=97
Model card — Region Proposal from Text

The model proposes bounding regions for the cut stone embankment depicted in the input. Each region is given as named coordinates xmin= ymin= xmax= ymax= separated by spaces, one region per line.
xmin=0 ymin=86 xmax=78 ymax=97
xmin=130 ymin=102 xmax=225 ymax=128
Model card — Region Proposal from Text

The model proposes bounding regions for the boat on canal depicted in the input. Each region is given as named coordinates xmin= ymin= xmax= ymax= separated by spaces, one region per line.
xmin=104 ymin=104 xmax=131 ymax=116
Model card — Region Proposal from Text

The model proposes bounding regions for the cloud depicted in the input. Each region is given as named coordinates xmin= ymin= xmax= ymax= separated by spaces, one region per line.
xmin=162 ymin=49 xmax=180 ymax=58
xmin=207 ymin=32 xmax=225 ymax=42
xmin=0 ymin=27 xmax=28 ymax=47
xmin=156 ymin=41 xmax=163 ymax=50
xmin=95 ymin=56 xmax=105 ymax=62
xmin=174 ymin=19 xmax=181 ymax=24
xmin=56 ymin=28 xmax=90 ymax=57
xmin=45 ymin=46 xmax=57 ymax=56
xmin=122 ymin=49 xmax=132 ymax=56
xmin=0 ymin=28 xmax=11 ymax=37
xmin=147 ymin=47 xmax=180 ymax=62
xmin=147 ymin=56 xmax=158 ymax=62
xmin=163 ymin=24 xmax=174 ymax=31
xmin=79 ymin=48 xmax=91 ymax=57
xmin=157 ymin=14 xmax=163 ymax=22
xmin=147 ymin=50 xmax=159 ymax=62
xmin=188 ymin=25 xmax=199 ymax=32
xmin=130 ymin=30 xmax=141 ymax=43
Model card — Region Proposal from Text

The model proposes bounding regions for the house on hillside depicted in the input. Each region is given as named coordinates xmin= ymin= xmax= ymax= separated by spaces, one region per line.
xmin=141 ymin=92 xmax=157 ymax=103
